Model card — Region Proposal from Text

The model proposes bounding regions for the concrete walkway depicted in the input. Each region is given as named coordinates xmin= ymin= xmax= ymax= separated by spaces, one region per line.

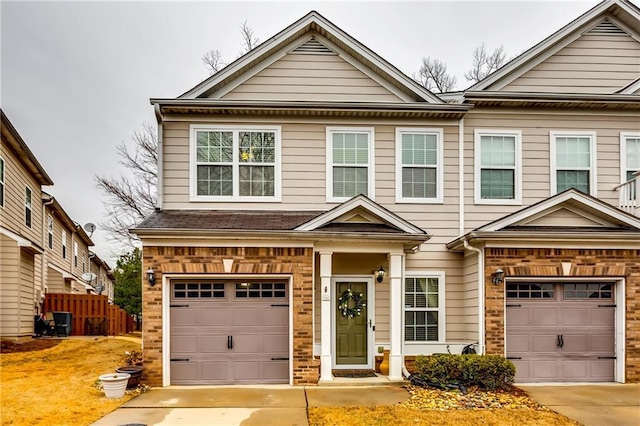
xmin=519 ymin=384 xmax=640 ymax=426
xmin=91 ymin=385 xmax=409 ymax=426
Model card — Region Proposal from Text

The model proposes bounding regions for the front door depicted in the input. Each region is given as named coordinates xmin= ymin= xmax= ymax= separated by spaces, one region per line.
xmin=334 ymin=280 xmax=370 ymax=367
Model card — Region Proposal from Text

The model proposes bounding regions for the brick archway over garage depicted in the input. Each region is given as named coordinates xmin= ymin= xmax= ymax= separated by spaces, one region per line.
xmin=141 ymin=246 xmax=315 ymax=387
xmin=485 ymin=248 xmax=640 ymax=383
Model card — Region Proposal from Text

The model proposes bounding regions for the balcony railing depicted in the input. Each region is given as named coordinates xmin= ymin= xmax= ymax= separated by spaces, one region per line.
xmin=614 ymin=173 xmax=639 ymax=216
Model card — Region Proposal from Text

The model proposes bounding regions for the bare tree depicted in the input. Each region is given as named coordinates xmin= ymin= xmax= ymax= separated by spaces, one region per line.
xmin=464 ymin=44 xmax=507 ymax=83
xmin=96 ymin=123 xmax=157 ymax=249
xmin=413 ymin=57 xmax=457 ymax=93
xmin=202 ymin=49 xmax=224 ymax=75
xmin=239 ymin=20 xmax=259 ymax=53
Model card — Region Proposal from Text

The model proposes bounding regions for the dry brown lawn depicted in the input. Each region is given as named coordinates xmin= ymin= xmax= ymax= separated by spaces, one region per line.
xmin=1 ymin=337 xmax=141 ymax=426
xmin=308 ymin=406 xmax=581 ymax=426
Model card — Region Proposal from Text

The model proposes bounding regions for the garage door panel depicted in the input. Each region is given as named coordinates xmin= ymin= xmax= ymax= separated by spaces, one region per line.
xmin=171 ymin=335 xmax=199 ymax=352
xmin=201 ymin=335 xmax=228 ymax=353
xmin=532 ymin=308 xmax=558 ymax=326
xmin=506 ymin=282 xmax=615 ymax=383
xmin=170 ymin=280 xmax=290 ymax=385
xmin=532 ymin=360 xmax=559 ymax=379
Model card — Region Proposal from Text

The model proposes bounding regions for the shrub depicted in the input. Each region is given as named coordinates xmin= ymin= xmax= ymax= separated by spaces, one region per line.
xmin=413 ymin=354 xmax=515 ymax=391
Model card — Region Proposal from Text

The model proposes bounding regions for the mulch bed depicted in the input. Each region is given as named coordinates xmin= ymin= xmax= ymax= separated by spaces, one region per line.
xmin=402 ymin=384 xmax=550 ymax=411
xmin=333 ymin=369 xmax=378 ymax=378
xmin=1 ymin=339 xmax=61 ymax=353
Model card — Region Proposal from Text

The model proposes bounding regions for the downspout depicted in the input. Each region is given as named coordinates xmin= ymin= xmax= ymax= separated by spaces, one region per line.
xmin=464 ymin=239 xmax=484 ymax=354
xmin=41 ymin=195 xmax=55 ymax=314
xmin=154 ymin=104 xmax=164 ymax=210
xmin=458 ymin=118 xmax=464 ymax=236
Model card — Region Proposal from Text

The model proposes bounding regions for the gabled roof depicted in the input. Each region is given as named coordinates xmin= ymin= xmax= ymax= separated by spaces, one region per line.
xmin=468 ymin=0 xmax=640 ymax=92
xmin=1 ymin=109 xmax=53 ymax=186
xmin=447 ymin=189 xmax=640 ymax=250
xmin=177 ymin=11 xmax=442 ymax=103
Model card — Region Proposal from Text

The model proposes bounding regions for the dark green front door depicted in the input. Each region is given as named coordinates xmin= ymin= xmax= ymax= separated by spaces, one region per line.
xmin=336 ymin=281 xmax=368 ymax=365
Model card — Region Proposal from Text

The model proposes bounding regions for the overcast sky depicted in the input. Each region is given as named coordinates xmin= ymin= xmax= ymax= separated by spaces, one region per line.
xmin=2 ymin=0 xmax=603 ymax=265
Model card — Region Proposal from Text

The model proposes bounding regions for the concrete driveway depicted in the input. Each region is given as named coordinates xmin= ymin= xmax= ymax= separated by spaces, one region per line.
xmin=91 ymin=385 xmax=409 ymax=426
xmin=519 ymin=384 xmax=640 ymax=426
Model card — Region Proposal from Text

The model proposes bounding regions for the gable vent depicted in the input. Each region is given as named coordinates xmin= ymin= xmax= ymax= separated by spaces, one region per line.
xmin=587 ymin=19 xmax=627 ymax=35
xmin=292 ymin=38 xmax=335 ymax=55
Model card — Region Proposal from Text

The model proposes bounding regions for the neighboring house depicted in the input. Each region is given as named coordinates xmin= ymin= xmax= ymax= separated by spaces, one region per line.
xmin=134 ymin=0 xmax=640 ymax=387
xmin=90 ymin=251 xmax=115 ymax=302
xmin=42 ymin=193 xmax=96 ymax=296
xmin=0 ymin=110 xmax=53 ymax=340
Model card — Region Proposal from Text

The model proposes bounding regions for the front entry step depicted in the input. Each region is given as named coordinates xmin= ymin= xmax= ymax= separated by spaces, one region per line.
xmin=332 ymin=369 xmax=377 ymax=378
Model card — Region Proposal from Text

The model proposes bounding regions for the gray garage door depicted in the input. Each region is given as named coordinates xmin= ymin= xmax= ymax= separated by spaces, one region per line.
xmin=170 ymin=280 xmax=289 ymax=385
xmin=506 ymin=282 xmax=615 ymax=382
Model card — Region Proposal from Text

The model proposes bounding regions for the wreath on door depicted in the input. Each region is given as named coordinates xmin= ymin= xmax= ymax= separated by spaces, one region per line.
xmin=338 ymin=289 xmax=366 ymax=318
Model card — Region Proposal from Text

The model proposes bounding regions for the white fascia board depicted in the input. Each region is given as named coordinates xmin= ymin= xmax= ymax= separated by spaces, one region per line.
xmin=0 ymin=227 xmax=44 ymax=253
xmin=617 ymin=78 xmax=640 ymax=94
xmin=47 ymin=262 xmax=74 ymax=280
xmin=478 ymin=190 xmax=640 ymax=232
xmin=295 ymin=195 xmax=424 ymax=234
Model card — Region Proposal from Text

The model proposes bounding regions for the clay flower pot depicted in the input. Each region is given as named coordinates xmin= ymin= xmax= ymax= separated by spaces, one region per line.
xmin=99 ymin=373 xmax=131 ymax=398
xmin=115 ymin=366 xmax=143 ymax=388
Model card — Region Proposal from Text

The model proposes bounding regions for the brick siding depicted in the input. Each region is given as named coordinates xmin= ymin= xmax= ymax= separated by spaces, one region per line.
xmin=141 ymin=246 xmax=317 ymax=386
xmin=485 ymin=248 xmax=640 ymax=383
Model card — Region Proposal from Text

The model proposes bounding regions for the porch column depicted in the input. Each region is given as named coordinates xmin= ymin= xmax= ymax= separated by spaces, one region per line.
xmin=388 ymin=253 xmax=404 ymax=380
xmin=319 ymin=251 xmax=333 ymax=382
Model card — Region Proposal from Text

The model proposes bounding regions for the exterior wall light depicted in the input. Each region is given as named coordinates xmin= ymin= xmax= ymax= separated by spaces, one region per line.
xmin=147 ymin=268 xmax=156 ymax=286
xmin=375 ymin=266 xmax=385 ymax=283
xmin=492 ymin=268 xmax=504 ymax=285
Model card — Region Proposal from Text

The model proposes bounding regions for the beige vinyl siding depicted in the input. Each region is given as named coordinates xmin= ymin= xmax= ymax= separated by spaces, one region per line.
xmin=17 ymin=249 xmax=35 ymax=336
xmin=0 ymin=144 xmax=44 ymax=246
xmin=462 ymin=251 xmax=479 ymax=341
xmin=46 ymin=267 xmax=68 ymax=293
xmin=502 ymin=33 xmax=640 ymax=94
xmin=463 ymin=108 xmax=639 ymax=232
xmin=0 ymin=234 xmax=21 ymax=337
xmin=71 ymin=235 xmax=90 ymax=279
xmin=221 ymin=53 xmax=403 ymax=102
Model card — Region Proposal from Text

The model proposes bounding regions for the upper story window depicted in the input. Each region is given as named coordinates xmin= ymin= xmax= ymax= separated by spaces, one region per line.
xmin=395 ymin=128 xmax=443 ymax=203
xmin=474 ymin=130 xmax=522 ymax=205
xmin=73 ymin=241 xmax=78 ymax=268
xmin=404 ymin=272 xmax=445 ymax=343
xmin=190 ymin=125 xmax=281 ymax=202
xmin=81 ymin=250 xmax=86 ymax=273
xmin=326 ymin=127 xmax=374 ymax=202
xmin=550 ymin=131 xmax=597 ymax=196
xmin=0 ymin=157 xmax=5 ymax=208
xmin=62 ymin=231 xmax=67 ymax=259
xmin=621 ymin=133 xmax=639 ymax=182
xmin=25 ymin=186 xmax=32 ymax=228
xmin=47 ymin=215 xmax=53 ymax=249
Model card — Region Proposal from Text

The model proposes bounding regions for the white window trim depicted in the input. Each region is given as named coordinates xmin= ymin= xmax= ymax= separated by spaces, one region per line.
xmin=474 ymin=129 xmax=522 ymax=205
xmin=395 ymin=128 xmax=444 ymax=204
xmin=73 ymin=240 xmax=78 ymax=267
xmin=326 ymin=127 xmax=375 ymax=203
xmin=189 ymin=124 xmax=282 ymax=202
xmin=62 ymin=231 xmax=67 ymax=259
xmin=25 ymin=185 xmax=32 ymax=228
xmin=620 ymin=132 xmax=640 ymax=183
xmin=0 ymin=156 xmax=5 ymax=209
xmin=550 ymin=131 xmax=597 ymax=196
xmin=403 ymin=271 xmax=446 ymax=344
xmin=47 ymin=215 xmax=53 ymax=249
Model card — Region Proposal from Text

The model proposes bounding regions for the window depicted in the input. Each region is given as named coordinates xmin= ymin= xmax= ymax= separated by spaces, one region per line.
xmin=474 ymin=130 xmax=521 ymax=204
xmin=47 ymin=215 xmax=53 ymax=249
xmin=564 ymin=283 xmax=612 ymax=299
xmin=0 ymin=157 xmax=4 ymax=208
xmin=396 ymin=128 xmax=443 ymax=203
xmin=235 ymin=282 xmax=286 ymax=298
xmin=73 ymin=241 xmax=78 ymax=268
xmin=551 ymin=131 xmax=597 ymax=195
xmin=507 ymin=283 xmax=555 ymax=299
xmin=81 ymin=250 xmax=86 ymax=273
xmin=25 ymin=187 xmax=32 ymax=228
xmin=190 ymin=125 xmax=281 ymax=201
xmin=621 ymin=133 xmax=639 ymax=199
xmin=173 ymin=282 xmax=225 ymax=299
xmin=62 ymin=231 xmax=67 ymax=259
xmin=404 ymin=272 xmax=445 ymax=342
xmin=326 ymin=127 xmax=374 ymax=201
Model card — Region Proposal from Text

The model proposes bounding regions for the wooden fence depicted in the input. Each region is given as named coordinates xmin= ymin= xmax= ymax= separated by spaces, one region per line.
xmin=43 ymin=293 xmax=133 ymax=336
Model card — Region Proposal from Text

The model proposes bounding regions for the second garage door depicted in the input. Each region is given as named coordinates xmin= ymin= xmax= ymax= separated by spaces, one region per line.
xmin=170 ymin=280 xmax=289 ymax=385
xmin=506 ymin=282 xmax=615 ymax=383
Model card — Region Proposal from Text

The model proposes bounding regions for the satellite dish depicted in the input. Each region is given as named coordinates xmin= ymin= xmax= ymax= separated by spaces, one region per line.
xmin=84 ymin=223 xmax=96 ymax=237
xmin=82 ymin=272 xmax=97 ymax=283
xmin=95 ymin=285 xmax=104 ymax=295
